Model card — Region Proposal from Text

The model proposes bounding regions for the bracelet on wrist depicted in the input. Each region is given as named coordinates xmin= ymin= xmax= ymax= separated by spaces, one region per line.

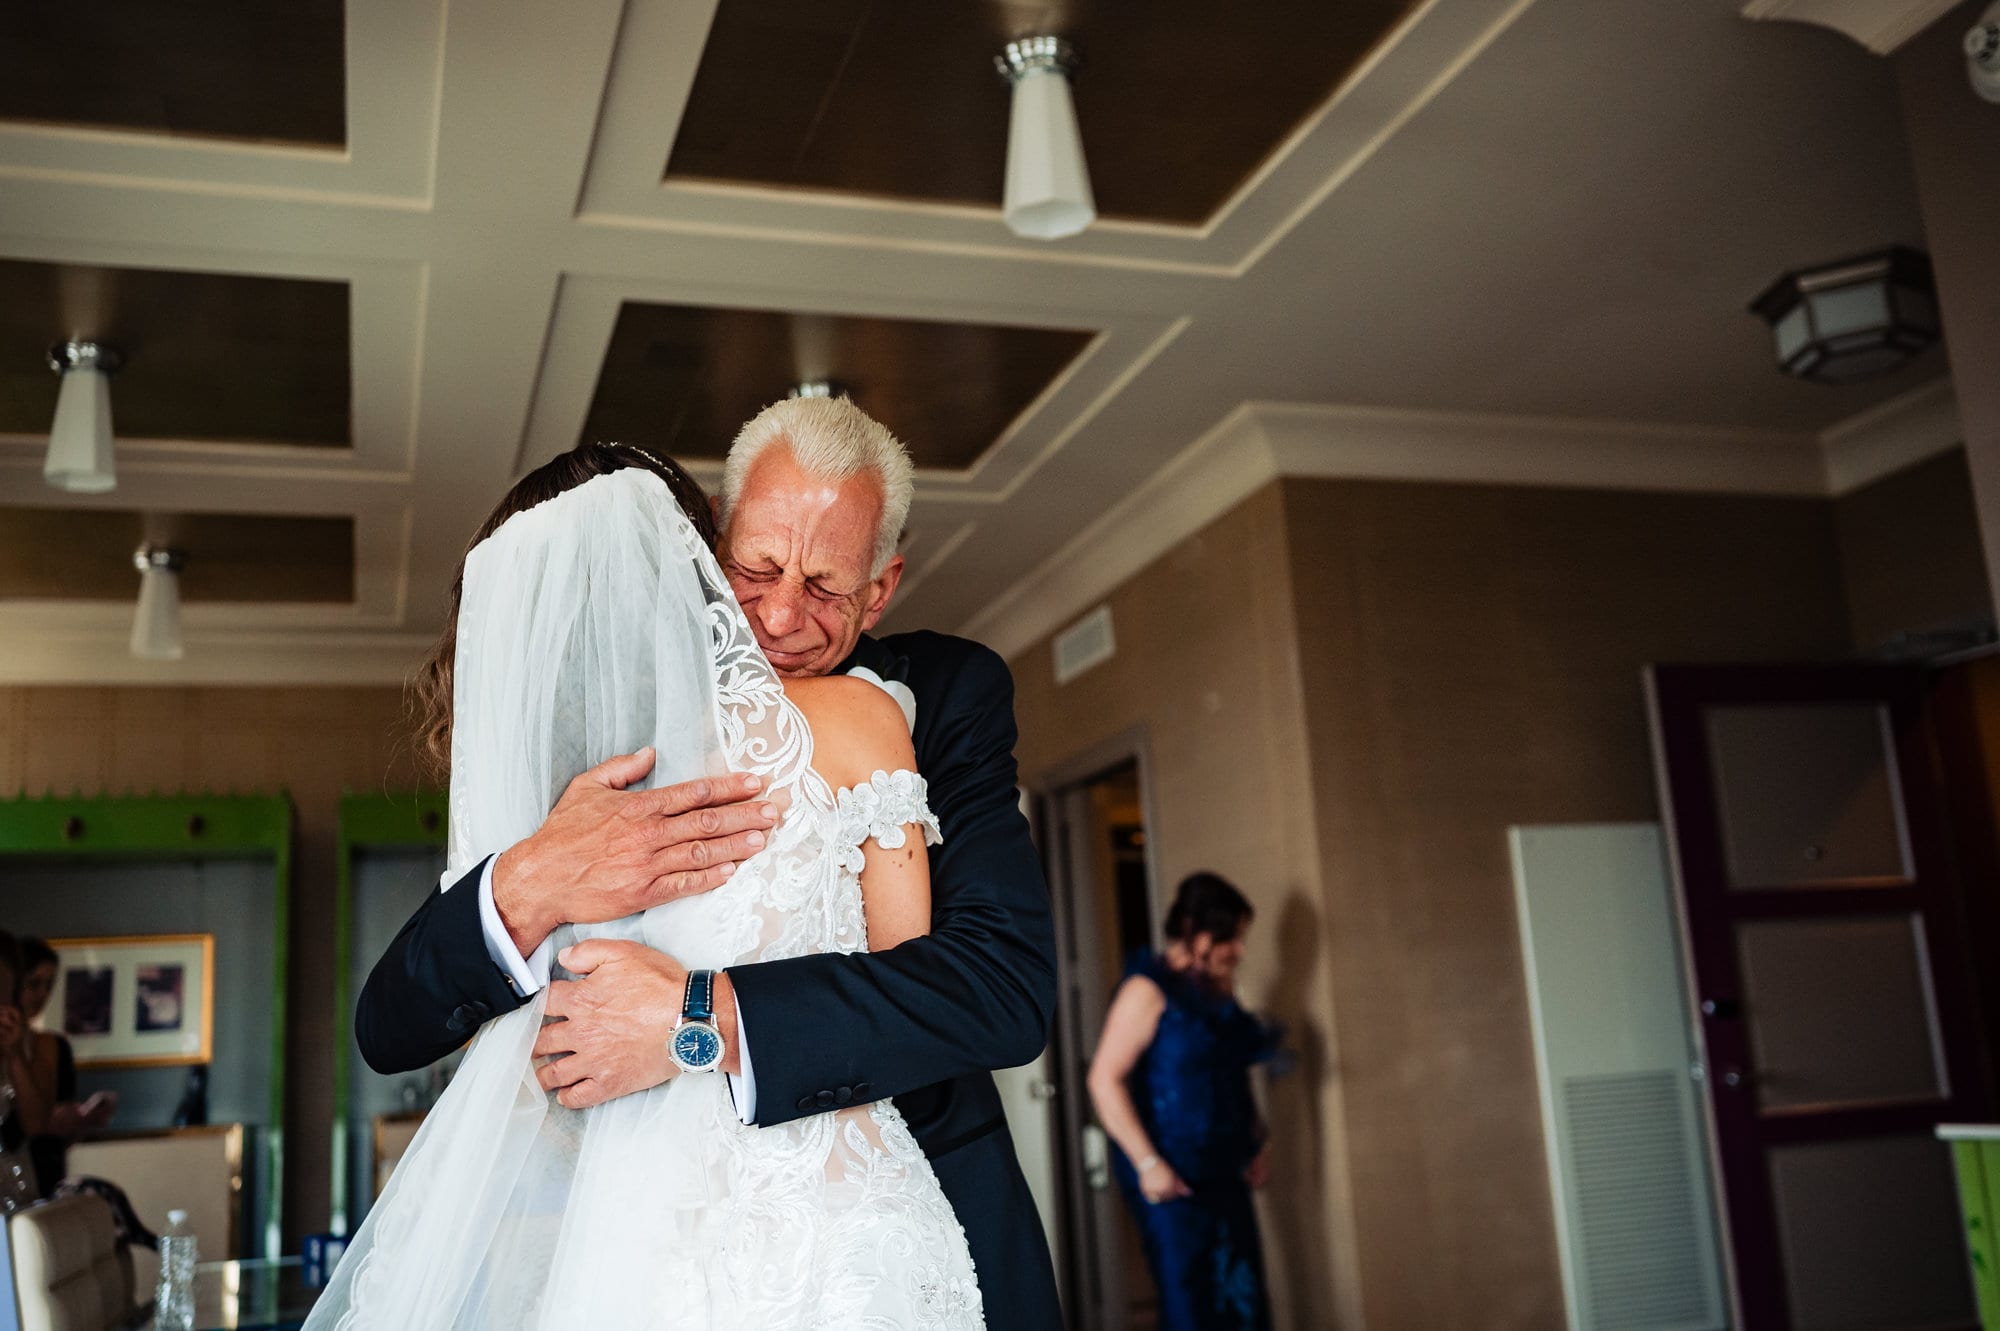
xmin=1135 ymin=1154 xmax=1161 ymax=1174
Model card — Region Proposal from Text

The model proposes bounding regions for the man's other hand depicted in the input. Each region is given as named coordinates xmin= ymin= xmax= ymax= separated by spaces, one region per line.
xmin=532 ymin=939 xmax=739 ymax=1108
xmin=491 ymin=751 xmax=778 ymax=956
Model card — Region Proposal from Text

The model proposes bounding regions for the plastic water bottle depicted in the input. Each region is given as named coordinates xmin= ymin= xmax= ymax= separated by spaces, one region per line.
xmin=156 ymin=1209 xmax=197 ymax=1331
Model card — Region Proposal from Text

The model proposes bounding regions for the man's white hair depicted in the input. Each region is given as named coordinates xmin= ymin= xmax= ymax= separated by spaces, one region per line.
xmin=719 ymin=396 xmax=915 ymax=576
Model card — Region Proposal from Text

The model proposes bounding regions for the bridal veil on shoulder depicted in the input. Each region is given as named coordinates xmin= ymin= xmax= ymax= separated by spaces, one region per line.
xmin=307 ymin=470 xmax=981 ymax=1330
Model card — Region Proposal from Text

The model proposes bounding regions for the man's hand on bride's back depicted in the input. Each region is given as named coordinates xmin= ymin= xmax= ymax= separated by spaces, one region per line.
xmin=491 ymin=748 xmax=779 ymax=956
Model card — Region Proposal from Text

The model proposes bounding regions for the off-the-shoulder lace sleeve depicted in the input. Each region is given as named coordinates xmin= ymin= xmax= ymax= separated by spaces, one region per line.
xmin=835 ymin=768 xmax=944 ymax=853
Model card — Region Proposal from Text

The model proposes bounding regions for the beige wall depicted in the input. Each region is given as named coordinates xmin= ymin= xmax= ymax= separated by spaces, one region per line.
xmin=1012 ymin=483 xmax=1362 ymax=1330
xmin=1013 ymin=478 xmax=1853 ymax=1329
xmin=1834 ymin=447 xmax=1991 ymax=651
xmin=1284 ymin=479 xmax=1849 ymax=1330
xmin=0 ymin=686 xmax=425 ymax=1246
xmin=1899 ymin=2 xmax=2000 ymax=611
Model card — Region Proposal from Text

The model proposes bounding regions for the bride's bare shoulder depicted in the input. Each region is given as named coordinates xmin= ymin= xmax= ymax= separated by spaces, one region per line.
xmin=785 ymin=674 xmax=916 ymax=790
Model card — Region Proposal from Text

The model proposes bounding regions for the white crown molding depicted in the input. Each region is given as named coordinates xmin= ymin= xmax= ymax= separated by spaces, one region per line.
xmin=1817 ymin=376 xmax=1962 ymax=494
xmin=964 ymin=405 xmax=1276 ymax=661
xmin=1254 ymin=402 xmax=1826 ymax=495
xmin=965 ymin=396 xmax=1903 ymax=662
xmin=1739 ymin=0 xmax=1962 ymax=55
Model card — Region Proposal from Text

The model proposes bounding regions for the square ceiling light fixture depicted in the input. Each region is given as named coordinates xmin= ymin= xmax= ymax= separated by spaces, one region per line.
xmin=1750 ymin=246 xmax=1940 ymax=384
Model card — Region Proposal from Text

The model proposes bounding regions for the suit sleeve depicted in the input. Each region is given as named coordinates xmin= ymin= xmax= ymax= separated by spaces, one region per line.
xmin=727 ymin=643 xmax=1057 ymax=1126
xmin=354 ymin=857 xmax=529 ymax=1075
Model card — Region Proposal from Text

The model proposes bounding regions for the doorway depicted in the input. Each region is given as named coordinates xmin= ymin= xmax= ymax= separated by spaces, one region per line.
xmin=1039 ymin=740 xmax=1163 ymax=1331
xmin=1648 ymin=662 xmax=1991 ymax=1330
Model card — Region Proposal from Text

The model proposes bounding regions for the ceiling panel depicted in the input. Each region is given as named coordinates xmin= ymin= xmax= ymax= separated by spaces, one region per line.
xmin=0 ymin=0 xmax=346 ymax=146
xmin=665 ymin=0 xmax=1420 ymax=225
xmin=580 ymin=302 xmax=1094 ymax=470
xmin=0 ymin=259 xmax=352 ymax=446
xmin=0 ymin=508 xmax=354 ymax=603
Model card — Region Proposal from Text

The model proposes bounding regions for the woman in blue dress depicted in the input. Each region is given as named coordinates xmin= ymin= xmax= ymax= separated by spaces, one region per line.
xmin=1087 ymin=872 xmax=1277 ymax=1331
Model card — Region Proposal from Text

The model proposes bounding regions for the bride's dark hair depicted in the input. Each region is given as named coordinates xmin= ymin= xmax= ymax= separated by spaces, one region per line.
xmin=410 ymin=441 xmax=717 ymax=779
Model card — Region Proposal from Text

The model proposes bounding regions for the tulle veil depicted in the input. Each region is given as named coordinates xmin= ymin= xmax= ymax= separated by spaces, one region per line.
xmin=308 ymin=467 xmax=804 ymax=1328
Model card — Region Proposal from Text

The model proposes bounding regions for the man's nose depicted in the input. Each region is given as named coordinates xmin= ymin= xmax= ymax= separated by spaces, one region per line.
xmin=758 ymin=581 xmax=806 ymax=637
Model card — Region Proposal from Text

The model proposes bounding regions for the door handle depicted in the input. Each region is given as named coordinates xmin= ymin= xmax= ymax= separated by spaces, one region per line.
xmin=1701 ymin=997 xmax=1742 ymax=1020
xmin=1028 ymin=1080 xmax=1059 ymax=1101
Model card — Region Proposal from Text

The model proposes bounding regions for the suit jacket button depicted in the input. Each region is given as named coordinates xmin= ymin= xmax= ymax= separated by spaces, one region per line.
xmin=854 ymin=1082 xmax=871 ymax=1099
xmin=446 ymin=1002 xmax=484 ymax=1034
xmin=834 ymin=1086 xmax=853 ymax=1106
xmin=815 ymin=1089 xmax=836 ymax=1108
xmin=796 ymin=1096 xmax=815 ymax=1113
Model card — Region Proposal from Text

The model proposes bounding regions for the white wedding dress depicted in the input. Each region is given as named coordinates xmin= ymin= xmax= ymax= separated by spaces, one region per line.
xmin=307 ymin=469 xmax=983 ymax=1330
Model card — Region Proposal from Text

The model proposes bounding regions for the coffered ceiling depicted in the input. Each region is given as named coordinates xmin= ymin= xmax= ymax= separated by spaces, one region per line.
xmin=0 ymin=259 xmax=352 ymax=445
xmin=666 ymin=0 xmax=1420 ymax=224
xmin=0 ymin=0 xmax=346 ymax=146
xmin=0 ymin=0 xmax=1958 ymax=683
xmin=0 ymin=508 xmax=353 ymax=603
xmin=582 ymin=304 xmax=1093 ymax=468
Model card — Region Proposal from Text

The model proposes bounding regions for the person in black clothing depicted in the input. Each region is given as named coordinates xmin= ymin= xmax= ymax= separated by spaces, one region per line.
xmin=14 ymin=937 xmax=117 ymax=1194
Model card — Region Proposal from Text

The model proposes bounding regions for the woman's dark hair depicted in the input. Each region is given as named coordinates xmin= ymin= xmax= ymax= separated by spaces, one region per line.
xmin=19 ymin=937 xmax=55 ymax=974
xmin=1164 ymin=872 xmax=1254 ymax=946
xmin=411 ymin=442 xmax=717 ymax=779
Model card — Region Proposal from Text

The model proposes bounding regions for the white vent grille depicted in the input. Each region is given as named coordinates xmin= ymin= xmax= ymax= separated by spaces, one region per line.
xmin=1052 ymin=605 xmax=1115 ymax=685
xmin=1565 ymin=1072 xmax=1711 ymax=1330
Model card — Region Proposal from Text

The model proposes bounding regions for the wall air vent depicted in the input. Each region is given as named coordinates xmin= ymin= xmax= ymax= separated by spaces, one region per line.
xmin=1052 ymin=605 xmax=1116 ymax=686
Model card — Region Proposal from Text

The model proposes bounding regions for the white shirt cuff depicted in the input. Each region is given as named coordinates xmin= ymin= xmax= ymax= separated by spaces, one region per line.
xmin=727 ymin=991 xmax=756 ymax=1125
xmin=468 ymin=854 xmax=556 ymax=997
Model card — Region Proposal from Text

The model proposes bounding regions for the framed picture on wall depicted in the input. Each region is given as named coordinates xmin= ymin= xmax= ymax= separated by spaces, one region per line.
xmin=48 ymin=935 xmax=214 ymax=1068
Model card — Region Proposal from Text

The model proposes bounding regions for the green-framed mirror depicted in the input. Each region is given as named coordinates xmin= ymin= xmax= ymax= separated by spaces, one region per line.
xmin=330 ymin=790 xmax=449 ymax=1235
xmin=0 ymin=791 xmax=293 ymax=1261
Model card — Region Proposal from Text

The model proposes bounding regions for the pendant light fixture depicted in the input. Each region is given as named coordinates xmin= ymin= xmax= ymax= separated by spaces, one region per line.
xmin=131 ymin=545 xmax=186 ymax=661
xmin=995 ymin=37 xmax=1095 ymax=241
xmin=45 ymin=340 xmax=121 ymax=493
xmin=1749 ymin=246 xmax=1940 ymax=384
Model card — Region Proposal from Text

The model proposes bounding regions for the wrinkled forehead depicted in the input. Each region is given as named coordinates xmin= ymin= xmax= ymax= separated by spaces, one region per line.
xmin=724 ymin=459 xmax=883 ymax=577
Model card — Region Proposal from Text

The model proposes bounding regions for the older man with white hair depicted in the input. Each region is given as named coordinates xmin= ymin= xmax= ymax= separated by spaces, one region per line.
xmin=357 ymin=396 xmax=1062 ymax=1329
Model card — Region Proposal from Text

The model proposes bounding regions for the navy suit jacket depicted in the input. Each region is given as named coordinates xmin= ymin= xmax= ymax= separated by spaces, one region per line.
xmin=355 ymin=630 xmax=1062 ymax=1329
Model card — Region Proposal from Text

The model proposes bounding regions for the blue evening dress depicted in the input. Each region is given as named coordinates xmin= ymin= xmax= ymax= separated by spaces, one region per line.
xmin=1110 ymin=952 xmax=1280 ymax=1331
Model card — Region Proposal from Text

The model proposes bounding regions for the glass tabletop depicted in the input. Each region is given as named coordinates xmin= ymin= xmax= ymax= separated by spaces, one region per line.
xmin=137 ymin=1257 xmax=322 ymax=1331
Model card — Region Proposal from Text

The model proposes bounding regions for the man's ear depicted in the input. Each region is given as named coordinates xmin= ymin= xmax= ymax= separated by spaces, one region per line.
xmin=709 ymin=494 xmax=723 ymax=524
xmin=858 ymin=553 xmax=906 ymax=632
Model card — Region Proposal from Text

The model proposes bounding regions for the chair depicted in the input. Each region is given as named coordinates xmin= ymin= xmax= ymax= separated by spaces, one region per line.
xmin=7 ymin=1195 xmax=138 ymax=1331
xmin=68 ymin=1124 xmax=243 ymax=1291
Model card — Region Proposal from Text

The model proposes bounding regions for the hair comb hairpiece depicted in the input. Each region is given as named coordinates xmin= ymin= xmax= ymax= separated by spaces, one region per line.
xmin=599 ymin=439 xmax=668 ymax=465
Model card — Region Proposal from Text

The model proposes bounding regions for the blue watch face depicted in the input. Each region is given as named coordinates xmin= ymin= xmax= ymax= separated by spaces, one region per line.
xmin=672 ymin=1022 xmax=723 ymax=1071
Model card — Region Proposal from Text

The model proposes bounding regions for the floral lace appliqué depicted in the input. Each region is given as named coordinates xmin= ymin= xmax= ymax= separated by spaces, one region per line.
xmin=833 ymin=769 xmax=943 ymax=874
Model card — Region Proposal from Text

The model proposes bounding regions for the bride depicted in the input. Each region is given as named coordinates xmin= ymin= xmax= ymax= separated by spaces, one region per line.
xmin=307 ymin=444 xmax=983 ymax=1329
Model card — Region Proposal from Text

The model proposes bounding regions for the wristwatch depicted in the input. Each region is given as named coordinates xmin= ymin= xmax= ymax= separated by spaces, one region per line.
xmin=668 ymin=969 xmax=726 ymax=1074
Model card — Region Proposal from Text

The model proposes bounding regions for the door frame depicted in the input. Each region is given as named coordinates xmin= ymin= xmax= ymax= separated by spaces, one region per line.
xmin=1029 ymin=726 xmax=1165 ymax=1331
